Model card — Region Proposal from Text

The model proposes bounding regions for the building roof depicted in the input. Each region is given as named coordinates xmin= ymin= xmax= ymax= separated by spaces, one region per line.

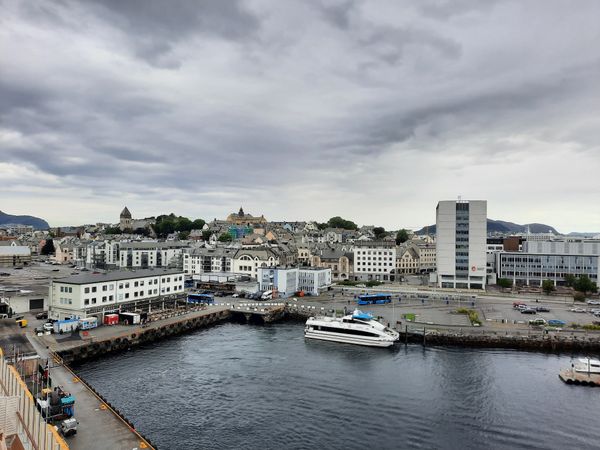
xmin=54 ymin=268 xmax=183 ymax=285
xmin=120 ymin=207 xmax=132 ymax=218
xmin=0 ymin=246 xmax=30 ymax=256
xmin=119 ymin=241 xmax=188 ymax=250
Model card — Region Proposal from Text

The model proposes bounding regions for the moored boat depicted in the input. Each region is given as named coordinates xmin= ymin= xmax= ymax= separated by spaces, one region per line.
xmin=304 ymin=309 xmax=399 ymax=347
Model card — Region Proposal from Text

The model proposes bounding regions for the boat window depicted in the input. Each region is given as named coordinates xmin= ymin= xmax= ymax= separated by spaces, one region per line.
xmin=317 ymin=325 xmax=379 ymax=338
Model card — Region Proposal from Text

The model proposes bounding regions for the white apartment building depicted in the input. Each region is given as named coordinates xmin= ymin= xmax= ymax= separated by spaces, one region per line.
xmin=353 ymin=241 xmax=396 ymax=282
xmin=257 ymin=267 xmax=332 ymax=297
xmin=436 ymin=200 xmax=487 ymax=289
xmin=86 ymin=241 xmax=121 ymax=268
xmin=232 ymin=248 xmax=279 ymax=278
xmin=49 ymin=269 xmax=185 ymax=320
xmin=119 ymin=242 xmax=188 ymax=269
xmin=183 ymin=247 xmax=235 ymax=274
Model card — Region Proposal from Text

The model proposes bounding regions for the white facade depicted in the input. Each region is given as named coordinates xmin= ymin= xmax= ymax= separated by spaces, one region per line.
xmin=352 ymin=242 xmax=396 ymax=282
xmin=183 ymin=247 xmax=235 ymax=274
xmin=119 ymin=242 xmax=188 ymax=268
xmin=436 ymin=200 xmax=487 ymax=289
xmin=232 ymin=249 xmax=279 ymax=278
xmin=257 ymin=267 xmax=332 ymax=297
xmin=49 ymin=269 xmax=185 ymax=320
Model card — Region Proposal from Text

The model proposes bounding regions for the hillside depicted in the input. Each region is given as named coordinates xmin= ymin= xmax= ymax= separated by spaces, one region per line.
xmin=415 ymin=219 xmax=559 ymax=235
xmin=0 ymin=210 xmax=50 ymax=230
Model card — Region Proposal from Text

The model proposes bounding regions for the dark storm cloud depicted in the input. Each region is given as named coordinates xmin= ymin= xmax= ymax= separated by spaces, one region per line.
xmin=86 ymin=0 xmax=260 ymax=64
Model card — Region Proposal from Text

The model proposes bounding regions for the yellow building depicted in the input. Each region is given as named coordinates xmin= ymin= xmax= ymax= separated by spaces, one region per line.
xmin=226 ymin=207 xmax=267 ymax=226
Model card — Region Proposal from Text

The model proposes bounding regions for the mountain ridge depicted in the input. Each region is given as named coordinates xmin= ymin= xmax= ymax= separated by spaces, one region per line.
xmin=415 ymin=219 xmax=559 ymax=235
xmin=0 ymin=210 xmax=50 ymax=230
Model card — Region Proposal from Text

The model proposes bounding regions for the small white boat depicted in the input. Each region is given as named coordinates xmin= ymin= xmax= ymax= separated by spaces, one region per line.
xmin=573 ymin=358 xmax=600 ymax=374
xmin=304 ymin=309 xmax=399 ymax=347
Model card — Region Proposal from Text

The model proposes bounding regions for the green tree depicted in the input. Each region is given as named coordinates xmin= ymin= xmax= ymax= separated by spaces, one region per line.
xmin=497 ymin=278 xmax=512 ymax=290
xmin=104 ymin=226 xmax=121 ymax=235
xmin=316 ymin=222 xmax=328 ymax=230
xmin=218 ymin=233 xmax=233 ymax=242
xmin=373 ymin=227 xmax=387 ymax=239
xmin=202 ymin=230 xmax=212 ymax=241
xmin=542 ymin=280 xmax=555 ymax=295
xmin=327 ymin=216 xmax=358 ymax=230
xmin=175 ymin=217 xmax=193 ymax=232
xmin=191 ymin=219 xmax=206 ymax=230
xmin=564 ymin=274 xmax=576 ymax=287
xmin=574 ymin=275 xmax=598 ymax=294
xmin=395 ymin=229 xmax=409 ymax=245
xmin=41 ymin=239 xmax=55 ymax=255
xmin=179 ymin=230 xmax=190 ymax=240
xmin=573 ymin=291 xmax=586 ymax=302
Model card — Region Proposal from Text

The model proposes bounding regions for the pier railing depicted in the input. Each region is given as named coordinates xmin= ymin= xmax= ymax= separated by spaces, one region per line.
xmin=0 ymin=347 xmax=69 ymax=450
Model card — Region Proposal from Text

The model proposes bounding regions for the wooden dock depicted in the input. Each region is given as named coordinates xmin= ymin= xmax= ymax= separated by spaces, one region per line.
xmin=559 ymin=368 xmax=600 ymax=386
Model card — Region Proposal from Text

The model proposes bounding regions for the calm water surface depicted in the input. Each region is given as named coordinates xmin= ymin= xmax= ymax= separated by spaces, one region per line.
xmin=76 ymin=323 xmax=600 ymax=450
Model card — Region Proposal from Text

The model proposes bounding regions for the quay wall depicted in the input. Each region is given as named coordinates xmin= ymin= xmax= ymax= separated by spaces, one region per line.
xmin=283 ymin=305 xmax=600 ymax=352
xmin=57 ymin=309 xmax=231 ymax=364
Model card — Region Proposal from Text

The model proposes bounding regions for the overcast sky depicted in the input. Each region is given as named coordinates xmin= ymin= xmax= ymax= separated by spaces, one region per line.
xmin=1 ymin=0 xmax=599 ymax=232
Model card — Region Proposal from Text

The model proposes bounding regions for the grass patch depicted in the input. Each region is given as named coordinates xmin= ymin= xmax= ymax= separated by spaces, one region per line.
xmin=402 ymin=313 xmax=416 ymax=322
xmin=456 ymin=308 xmax=482 ymax=326
xmin=582 ymin=324 xmax=600 ymax=331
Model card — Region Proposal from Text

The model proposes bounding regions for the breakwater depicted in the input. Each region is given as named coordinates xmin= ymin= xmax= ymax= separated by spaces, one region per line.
xmin=55 ymin=303 xmax=600 ymax=364
xmin=57 ymin=307 xmax=231 ymax=364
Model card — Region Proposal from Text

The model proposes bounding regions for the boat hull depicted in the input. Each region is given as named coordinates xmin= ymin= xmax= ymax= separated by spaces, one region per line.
xmin=304 ymin=330 xmax=396 ymax=348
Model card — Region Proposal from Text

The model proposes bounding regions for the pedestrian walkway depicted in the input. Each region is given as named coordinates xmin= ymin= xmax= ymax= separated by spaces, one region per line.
xmin=27 ymin=333 xmax=150 ymax=450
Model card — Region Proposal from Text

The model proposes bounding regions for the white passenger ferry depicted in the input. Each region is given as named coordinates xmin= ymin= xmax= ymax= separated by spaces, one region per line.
xmin=574 ymin=357 xmax=600 ymax=374
xmin=304 ymin=310 xmax=399 ymax=347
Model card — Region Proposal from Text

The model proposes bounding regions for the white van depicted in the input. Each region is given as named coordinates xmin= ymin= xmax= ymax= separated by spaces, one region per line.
xmin=261 ymin=291 xmax=273 ymax=300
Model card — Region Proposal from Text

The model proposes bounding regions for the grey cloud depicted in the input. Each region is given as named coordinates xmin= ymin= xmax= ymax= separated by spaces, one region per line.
xmin=85 ymin=0 xmax=260 ymax=64
xmin=1 ymin=0 xmax=600 ymax=229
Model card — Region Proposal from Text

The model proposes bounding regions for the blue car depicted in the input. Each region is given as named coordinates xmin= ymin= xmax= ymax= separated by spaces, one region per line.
xmin=547 ymin=319 xmax=566 ymax=327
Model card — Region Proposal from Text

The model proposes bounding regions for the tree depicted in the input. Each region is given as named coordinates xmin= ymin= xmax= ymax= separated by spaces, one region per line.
xmin=497 ymin=278 xmax=512 ymax=290
xmin=191 ymin=219 xmax=206 ymax=230
xmin=395 ymin=229 xmax=409 ymax=245
xmin=574 ymin=275 xmax=598 ymax=294
xmin=316 ymin=222 xmax=328 ymax=230
xmin=327 ymin=216 xmax=358 ymax=230
xmin=542 ymin=280 xmax=555 ymax=295
xmin=564 ymin=274 xmax=576 ymax=287
xmin=218 ymin=233 xmax=232 ymax=242
xmin=373 ymin=227 xmax=386 ymax=239
xmin=202 ymin=230 xmax=212 ymax=241
xmin=41 ymin=239 xmax=55 ymax=255
xmin=179 ymin=230 xmax=190 ymax=240
xmin=104 ymin=226 xmax=121 ymax=235
xmin=573 ymin=291 xmax=586 ymax=302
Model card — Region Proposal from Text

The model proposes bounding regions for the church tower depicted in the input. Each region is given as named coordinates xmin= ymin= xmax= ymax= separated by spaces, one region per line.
xmin=119 ymin=206 xmax=132 ymax=230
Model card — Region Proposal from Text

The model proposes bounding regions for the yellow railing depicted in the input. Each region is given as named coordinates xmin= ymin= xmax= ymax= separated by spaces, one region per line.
xmin=0 ymin=347 xmax=69 ymax=450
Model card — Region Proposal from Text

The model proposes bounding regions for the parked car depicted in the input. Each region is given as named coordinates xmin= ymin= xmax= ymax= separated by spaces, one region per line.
xmin=570 ymin=307 xmax=586 ymax=313
xmin=547 ymin=319 xmax=566 ymax=327
xmin=520 ymin=308 xmax=537 ymax=314
xmin=516 ymin=304 xmax=529 ymax=311
xmin=587 ymin=300 xmax=600 ymax=305
xmin=43 ymin=322 xmax=54 ymax=332
xmin=232 ymin=293 xmax=240 ymax=298
xmin=513 ymin=301 xmax=527 ymax=309
xmin=36 ymin=311 xmax=48 ymax=320
xmin=529 ymin=318 xmax=547 ymax=326
xmin=535 ymin=306 xmax=551 ymax=312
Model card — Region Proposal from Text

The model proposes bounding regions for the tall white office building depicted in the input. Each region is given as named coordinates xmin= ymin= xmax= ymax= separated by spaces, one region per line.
xmin=436 ymin=200 xmax=487 ymax=289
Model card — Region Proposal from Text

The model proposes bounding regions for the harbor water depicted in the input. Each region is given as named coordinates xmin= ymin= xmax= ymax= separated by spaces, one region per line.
xmin=75 ymin=322 xmax=600 ymax=450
